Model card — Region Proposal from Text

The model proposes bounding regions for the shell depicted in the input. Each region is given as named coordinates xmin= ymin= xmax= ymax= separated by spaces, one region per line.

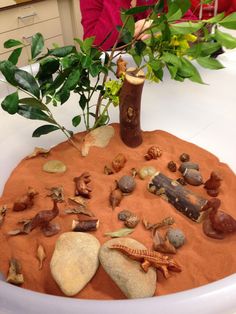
xmin=118 ymin=210 xmax=133 ymax=221
xmin=124 ymin=215 xmax=140 ymax=228
xmin=144 ymin=146 xmax=162 ymax=160
xmin=183 ymin=169 xmax=203 ymax=186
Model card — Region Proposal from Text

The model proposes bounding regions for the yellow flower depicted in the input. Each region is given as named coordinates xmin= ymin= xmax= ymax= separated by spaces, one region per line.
xmin=184 ymin=34 xmax=197 ymax=43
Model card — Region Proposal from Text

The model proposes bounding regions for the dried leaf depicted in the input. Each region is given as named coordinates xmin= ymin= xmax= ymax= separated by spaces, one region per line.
xmin=153 ymin=230 xmax=176 ymax=254
xmin=47 ymin=186 xmax=64 ymax=202
xmin=74 ymin=172 xmax=92 ymax=198
xmin=26 ymin=147 xmax=50 ymax=159
xmin=143 ymin=216 xmax=175 ymax=230
xmin=69 ymin=196 xmax=88 ymax=208
xmin=105 ymin=227 xmax=134 ymax=238
xmin=0 ymin=205 xmax=7 ymax=226
xmin=37 ymin=244 xmax=46 ymax=270
xmin=104 ymin=165 xmax=114 ymax=175
xmin=65 ymin=207 xmax=95 ymax=217
xmin=6 ymin=259 xmax=24 ymax=285
xmin=81 ymin=125 xmax=114 ymax=156
xmin=42 ymin=160 xmax=67 ymax=173
xmin=7 ymin=229 xmax=23 ymax=236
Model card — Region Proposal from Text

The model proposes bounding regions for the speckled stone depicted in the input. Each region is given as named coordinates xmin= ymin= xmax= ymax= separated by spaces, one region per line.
xmin=99 ymin=237 xmax=157 ymax=299
xmin=50 ymin=232 xmax=100 ymax=296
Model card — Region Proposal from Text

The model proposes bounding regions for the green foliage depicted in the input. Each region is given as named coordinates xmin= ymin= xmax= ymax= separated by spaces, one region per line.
xmin=1 ymin=0 xmax=236 ymax=144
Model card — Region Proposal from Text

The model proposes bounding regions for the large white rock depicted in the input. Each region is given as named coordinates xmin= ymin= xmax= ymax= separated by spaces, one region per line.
xmin=99 ymin=237 xmax=157 ymax=299
xmin=50 ymin=232 xmax=100 ymax=296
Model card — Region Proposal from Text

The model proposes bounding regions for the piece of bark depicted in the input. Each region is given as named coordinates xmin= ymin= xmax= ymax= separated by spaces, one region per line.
xmin=72 ymin=219 xmax=99 ymax=232
xmin=119 ymin=68 xmax=145 ymax=147
xmin=0 ymin=205 xmax=7 ymax=226
xmin=6 ymin=259 xmax=24 ymax=285
xmin=148 ymin=172 xmax=208 ymax=222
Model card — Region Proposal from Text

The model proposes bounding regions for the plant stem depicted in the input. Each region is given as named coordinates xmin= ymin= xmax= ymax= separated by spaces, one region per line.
xmin=94 ymin=15 xmax=131 ymax=122
xmin=93 ymin=100 xmax=112 ymax=129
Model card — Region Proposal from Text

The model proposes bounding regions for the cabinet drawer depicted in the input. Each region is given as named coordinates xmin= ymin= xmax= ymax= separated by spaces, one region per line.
xmin=0 ymin=35 xmax=64 ymax=67
xmin=0 ymin=0 xmax=59 ymax=34
xmin=0 ymin=18 xmax=62 ymax=54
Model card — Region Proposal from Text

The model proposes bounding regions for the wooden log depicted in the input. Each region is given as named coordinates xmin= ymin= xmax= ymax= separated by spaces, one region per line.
xmin=148 ymin=172 xmax=208 ymax=222
xmin=72 ymin=219 xmax=99 ymax=232
xmin=119 ymin=68 xmax=145 ymax=147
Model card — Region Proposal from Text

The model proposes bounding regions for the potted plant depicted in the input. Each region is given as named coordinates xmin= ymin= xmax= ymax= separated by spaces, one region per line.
xmin=1 ymin=0 xmax=236 ymax=150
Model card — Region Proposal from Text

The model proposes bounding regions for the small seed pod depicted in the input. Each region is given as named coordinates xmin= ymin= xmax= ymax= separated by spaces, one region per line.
xmin=124 ymin=214 xmax=140 ymax=228
xmin=176 ymin=177 xmax=187 ymax=185
xmin=167 ymin=161 xmax=177 ymax=172
xmin=138 ymin=166 xmax=157 ymax=180
xmin=179 ymin=162 xmax=200 ymax=174
xmin=118 ymin=175 xmax=136 ymax=193
xmin=112 ymin=153 xmax=127 ymax=172
xmin=109 ymin=188 xmax=123 ymax=210
xmin=183 ymin=168 xmax=203 ymax=186
xmin=166 ymin=228 xmax=186 ymax=248
xmin=118 ymin=210 xmax=133 ymax=221
xmin=144 ymin=146 xmax=162 ymax=160
xmin=179 ymin=153 xmax=190 ymax=162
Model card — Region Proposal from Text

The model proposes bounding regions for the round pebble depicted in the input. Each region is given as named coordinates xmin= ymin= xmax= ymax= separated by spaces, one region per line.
xmin=183 ymin=169 xmax=203 ymax=186
xmin=118 ymin=210 xmax=133 ymax=221
xmin=179 ymin=162 xmax=199 ymax=174
xmin=166 ymin=228 xmax=186 ymax=248
xmin=118 ymin=175 xmax=136 ymax=193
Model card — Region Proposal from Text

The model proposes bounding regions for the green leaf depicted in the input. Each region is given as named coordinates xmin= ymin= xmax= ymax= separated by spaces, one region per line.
xmin=166 ymin=3 xmax=183 ymax=22
xmin=63 ymin=68 xmax=81 ymax=90
xmin=125 ymin=5 xmax=153 ymax=15
xmin=161 ymin=52 xmax=181 ymax=68
xmin=79 ymin=94 xmax=87 ymax=110
xmin=219 ymin=12 xmax=236 ymax=29
xmin=171 ymin=22 xmax=204 ymax=35
xmin=31 ymin=33 xmax=44 ymax=59
xmin=215 ymin=29 xmax=236 ymax=49
xmin=8 ymin=48 xmax=22 ymax=65
xmin=17 ymin=105 xmax=54 ymax=122
xmin=32 ymin=124 xmax=59 ymax=137
xmin=0 ymin=60 xmax=17 ymax=86
xmin=188 ymin=42 xmax=221 ymax=58
xmin=55 ymin=88 xmax=70 ymax=104
xmin=81 ymin=55 xmax=92 ymax=68
xmin=121 ymin=12 xmax=135 ymax=36
xmin=4 ymin=39 xmax=22 ymax=49
xmin=83 ymin=36 xmax=95 ymax=54
xmin=14 ymin=69 xmax=40 ymax=98
xmin=167 ymin=0 xmax=191 ymax=15
xmin=89 ymin=63 xmax=102 ymax=77
xmin=49 ymin=45 xmax=76 ymax=57
xmin=104 ymin=228 xmax=134 ymax=238
xmin=72 ymin=115 xmax=81 ymax=127
xmin=19 ymin=98 xmax=49 ymax=111
xmin=179 ymin=57 xmax=205 ymax=84
xmin=135 ymin=41 xmax=146 ymax=56
xmin=37 ymin=57 xmax=60 ymax=78
xmin=1 ymin=92 xmax=19 ymax=114
xmin=120 ymin=28 xmax=133 ymax=44
xmin=204 ymin=12 xmax=225 ymax=24
xmin=197 ymin=56 xmax=224 ymax=70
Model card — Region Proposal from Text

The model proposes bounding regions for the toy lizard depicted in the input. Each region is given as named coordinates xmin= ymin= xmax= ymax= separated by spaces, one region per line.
xmin=110 ymin=244 xmax=181 ymax=279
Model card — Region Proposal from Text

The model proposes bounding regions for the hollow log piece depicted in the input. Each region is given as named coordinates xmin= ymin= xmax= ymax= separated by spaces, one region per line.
xmin=119 ymin=68 xmax=145 ymax=148
xmin=148 ymin=172 xmax=208 ymax=222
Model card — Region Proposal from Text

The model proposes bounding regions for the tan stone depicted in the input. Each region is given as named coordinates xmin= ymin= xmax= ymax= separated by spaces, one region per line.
xmin=50 ymin=232 xmax=100 ymax=296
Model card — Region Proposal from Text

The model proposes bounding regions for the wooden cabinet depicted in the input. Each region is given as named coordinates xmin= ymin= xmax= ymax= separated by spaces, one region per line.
xmin=0 ymin=0 xmax=64 ymax=67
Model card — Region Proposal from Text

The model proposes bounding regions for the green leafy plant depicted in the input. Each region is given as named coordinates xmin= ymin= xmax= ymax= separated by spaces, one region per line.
xmin=1 ymin=0 xmax=236 ymax=148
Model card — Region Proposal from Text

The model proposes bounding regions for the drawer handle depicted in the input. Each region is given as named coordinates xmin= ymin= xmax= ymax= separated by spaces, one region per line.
xmin=18 ymin=12 xmax=37 ymax=20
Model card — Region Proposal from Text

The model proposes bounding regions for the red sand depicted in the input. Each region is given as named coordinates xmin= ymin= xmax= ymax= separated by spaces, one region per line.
xmin=0 ymin=123 xmax=235 ymax=299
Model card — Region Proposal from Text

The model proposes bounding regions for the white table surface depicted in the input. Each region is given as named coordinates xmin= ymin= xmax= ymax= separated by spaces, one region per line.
xmin=0 ymin=46 xmax=236 ymax=314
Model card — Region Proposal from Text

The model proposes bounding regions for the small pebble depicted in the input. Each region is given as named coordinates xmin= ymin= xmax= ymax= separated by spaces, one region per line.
xmin=118 ymin=210 xmax=133 ymax=221
xmin=167 ymin=161 xmax=177 ymax=172
xmin=179 ymin=162 xmax=199 ymax=174
xmin=118 ymin=176 xmax=136 ymax=193
xmin=183 ymin=169 xmax=203 ymax=186
xmin=166 ymin=228 xmax=186 ymax=248
xmin=179 ymin=153 xmax=190 ymax=162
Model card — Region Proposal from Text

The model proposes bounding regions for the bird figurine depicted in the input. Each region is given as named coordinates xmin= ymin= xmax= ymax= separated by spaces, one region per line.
xmin=30 ymin=200 xmax=59 ymax=231
xmin=204 ymin=171 xmax=222 ymax=197
xmin=202 ymin=198 xmax=236 ymax=237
